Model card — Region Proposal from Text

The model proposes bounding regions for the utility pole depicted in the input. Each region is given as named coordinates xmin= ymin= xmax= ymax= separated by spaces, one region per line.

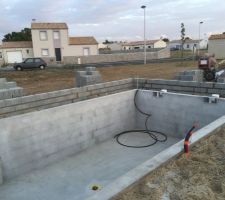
xmin=198 ymin=21 xmax=203 ymax=56
xmin=141 ymin=5 xmax=147 ymax=65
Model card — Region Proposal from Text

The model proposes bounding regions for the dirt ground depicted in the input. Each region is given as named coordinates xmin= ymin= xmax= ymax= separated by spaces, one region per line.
xmin=113 ymin=128 xmax=225 ymax=200
xmin=0 ymin=61 xmax=197 ymax=95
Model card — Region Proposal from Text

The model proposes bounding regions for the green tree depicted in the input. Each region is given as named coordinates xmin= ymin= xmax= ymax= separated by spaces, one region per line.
xmin=2 ymin=28 xmax=32 ymax=42
xmin=103 ymin=39 xmax=113 ymax=44
xmin=162 ymin=38 xmax=169 ymax=42
xmin=181 ymin=23 xmax=186 ymax=58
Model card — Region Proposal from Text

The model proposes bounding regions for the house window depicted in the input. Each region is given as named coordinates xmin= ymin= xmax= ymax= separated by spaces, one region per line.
xmin=0 ymin=52 xmax=2 ymax=59
xmin=187 ymin=44 xmax=190 ymax=48
xmin=41 ymin=49 xmax=49 ymax=56
xmin=83 ymin=48 xmax=90 ymax=56
xmin=148 ymin=46 xmax=151 ymax=48
xmin=194 ymin=44 xmax=197 ymax=47
xmin=53 ymin=31 xmax=60 ymax=40
xmin=26 ymin=49 xmax=29 ymax=54
xmin=40 ymin=31 xmax=47 ymax=41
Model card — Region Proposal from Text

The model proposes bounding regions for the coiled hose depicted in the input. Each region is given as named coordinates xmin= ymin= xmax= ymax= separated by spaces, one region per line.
xmin=114 ymin=90 xmax=167 ymax=148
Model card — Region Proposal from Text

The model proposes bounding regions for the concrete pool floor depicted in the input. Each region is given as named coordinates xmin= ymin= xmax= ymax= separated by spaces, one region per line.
xmin=0 ymin=132 xmax=180 ymax=200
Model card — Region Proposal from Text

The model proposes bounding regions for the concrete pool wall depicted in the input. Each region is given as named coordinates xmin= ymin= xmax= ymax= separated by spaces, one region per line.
xmin=136 ymin=90 xmax=225 ymax=138
xmin=0 ymin=90 xmax=136 ymax=181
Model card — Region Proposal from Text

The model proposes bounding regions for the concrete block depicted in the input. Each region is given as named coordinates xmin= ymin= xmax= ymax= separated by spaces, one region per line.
xmin=176 ymin=75 xmax=194 ymax=81
xmin=207 ymin=89 xmax=222 ymax=94
xmin=86 ymin=67 xmax=96 ymax=75
xmin=198 ymin=82 xmax=214 ymax=88
xmin=0 ymin=78 xmax=6 ymax=83
xmin=175 ymin=70 xmax=203 ymax=82
xmin=214 ymin=83 xmax=225 ymax=89
xmin=5 ymin=82 xmax=17 ymax=89
xmin=194 ymin=87 xmax=208 ymax=93
xmin=176 ymin=81 xmax=198 ymax=87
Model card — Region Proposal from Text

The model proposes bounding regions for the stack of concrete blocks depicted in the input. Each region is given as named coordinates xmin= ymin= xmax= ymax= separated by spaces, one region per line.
xmin=76 ymin=67 xmax=102 ymax=87
xmin=175 ymin=70 xmax=203 ymax=82
xmin=0 ymin=78 xmax=24 ymax=100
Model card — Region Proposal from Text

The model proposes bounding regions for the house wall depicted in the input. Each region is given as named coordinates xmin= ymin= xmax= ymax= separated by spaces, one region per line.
xmin=0 ymin=50 xmax=3 ymax=66
xmin=32 ymin=29 xmax=98 ymax=60
xmin=208 ymin=39 xmax=225 ymax=59
xmin=32 ymin=29 xmax=69 ymax=58
xmin=200 ymin=39 xmax=208 ymax=49
xmin=63 ymin=48 xmax=170 ymax=64
xmin=0 ymin=48 xmax=33 ymax=64
xmin=32 ymin=29 xmax=54 ymax=57
xmin=154 ymin=40 xmax=167 ymax=48
xmin=63 ymin=44 xmax=99 ymax=57
xmin=169 ymin=42 xmax=199 ymax=50
xmin=122 ymin=44 xmax=154 ymax=50
xmin=168 ymin=42 xmax=181 ymax=50
xmin=106 ymin=43 xmax=123 ymax=51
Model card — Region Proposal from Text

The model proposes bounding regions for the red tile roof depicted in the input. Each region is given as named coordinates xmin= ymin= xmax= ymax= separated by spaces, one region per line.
xmin=0 ymin=41 xmax=33 ymax=49
xmin=170 ymin=39 xmax=200 ymax=44
xmin=31 ymin=23 xmax=68 ymax=29
xmin=69 ymin=37 xmax=98 ymax=45
xmin=209 ymin=34 xmax=225 ymax=40
xmin=123 ymin=40 xmax=159 ymax=46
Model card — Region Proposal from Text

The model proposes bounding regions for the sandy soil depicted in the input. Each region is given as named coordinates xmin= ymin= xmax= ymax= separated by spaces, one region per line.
xmin=0 ymin=61 xmax=197 ymax=95
xmin=113 ymin=128 xmax=225 ymax=200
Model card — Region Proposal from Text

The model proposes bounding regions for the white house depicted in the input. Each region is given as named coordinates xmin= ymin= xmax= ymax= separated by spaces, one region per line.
xmin=169 ymin=39 xmax=201 ymax=50
xmin=122 ymin=39 xmax=167 ymax=50
xmin=0 ymin=41 xmax=33 ymax=65
xmin=0 ymin=22 xmax=99 ymax=65
xmin=208 ymin=33 xmax=225 ymax=59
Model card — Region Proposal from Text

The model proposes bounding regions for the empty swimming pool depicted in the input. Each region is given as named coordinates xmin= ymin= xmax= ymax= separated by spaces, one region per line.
xmin=1 ymin=89 xmax=225 ymax=200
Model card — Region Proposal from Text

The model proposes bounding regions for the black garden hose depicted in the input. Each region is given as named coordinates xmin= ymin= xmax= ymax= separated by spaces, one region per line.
xmin=114 ymin=90 xmax=167 ymax=148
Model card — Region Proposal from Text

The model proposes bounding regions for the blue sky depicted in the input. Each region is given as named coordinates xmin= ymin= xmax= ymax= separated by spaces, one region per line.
xmin=0 ymin=0 xmax=224 ymax=42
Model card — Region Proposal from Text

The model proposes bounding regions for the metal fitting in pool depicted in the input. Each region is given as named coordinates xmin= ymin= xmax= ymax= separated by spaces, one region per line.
xmin=153 ymin=89 xmax=167 ymax=98
xmin=204 ymin=94 xmax=220 ymax=104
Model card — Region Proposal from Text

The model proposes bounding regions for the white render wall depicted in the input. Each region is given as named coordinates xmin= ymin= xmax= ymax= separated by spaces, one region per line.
xmin=64 ymin=44 xmax=99 ymax=57
xmin=32 ymin=29 xmax=57 ymax=58
xmin=154 ymin=40 xmax=167 ymax=48
xmin=0 ymin=48 xmax=33 ymax=64
xmin=208 ymin=39 xmax=225 ymax=59
xmin=32 ymin=29 xmax=98 ymax=59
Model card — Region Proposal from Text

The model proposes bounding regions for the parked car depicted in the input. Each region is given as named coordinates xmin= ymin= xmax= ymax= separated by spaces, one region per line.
xmin=14 ymin=58 xmax=47 ymax=71
xmin=170 ymin=47 xmax=180 ymax=51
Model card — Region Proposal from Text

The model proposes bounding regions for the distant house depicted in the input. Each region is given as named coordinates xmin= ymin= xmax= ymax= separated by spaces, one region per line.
xmin=0 ymin=22 xmax=98 ymax=65
xmin=169 ymin=39 xmax=201 ymax=50
xmin=0 ymin=41 xmax=33 ymax=64
xmin=208 ymin=34 xmax=225 ymax=59
xmin=122 ymin=39 xmax=167 ymax=50
xmin=106 ymin=43 xmax=123 ymax=51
